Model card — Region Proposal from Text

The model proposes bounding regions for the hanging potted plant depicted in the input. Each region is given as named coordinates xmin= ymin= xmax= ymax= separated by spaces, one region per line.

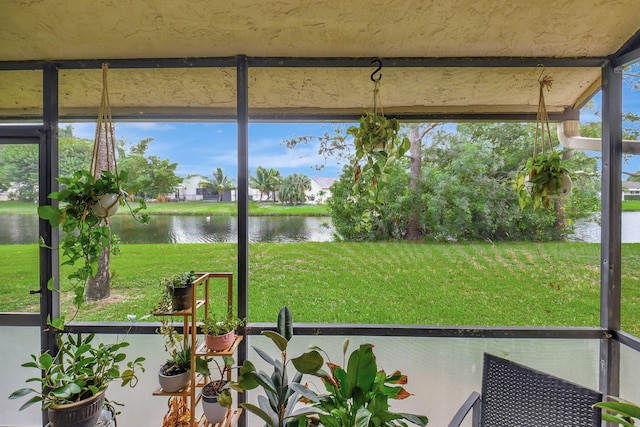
xmin=346 ymin=60 xmax=411 ymax=230
xmin=37 ymin=64 xmax=150 ymax=317
xmin=201 ymin=356 xmax=234 ymax=424
xmin=515 ymin=73 xmax=572 ymax=210
xmin=201 ymin=313 xmax=245 ymax=352
xmin=9 ymin=331 xmax=145 ymax=427
xmin=516 ymin=150 xmax=572 ymax=209
xmin=37 ymin=170 xmax=149 ymax=311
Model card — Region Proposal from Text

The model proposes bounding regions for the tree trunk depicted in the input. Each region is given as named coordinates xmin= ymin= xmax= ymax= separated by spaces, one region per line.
xmin=86 ymin=118 xmax=114 ymax=303
xmin=407 ymin=126 xmax=422 ymax=240
xmin=85 ymin=227 xmax=111 ymax=302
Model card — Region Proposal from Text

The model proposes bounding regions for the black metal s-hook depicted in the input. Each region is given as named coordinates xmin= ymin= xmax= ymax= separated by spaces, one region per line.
xmin=370 ymin=59 xmax=382 ymax=82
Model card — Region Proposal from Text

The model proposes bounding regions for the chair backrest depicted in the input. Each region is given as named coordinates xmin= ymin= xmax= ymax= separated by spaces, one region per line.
xmin=481 ymin=353 xmax=602 ymax=427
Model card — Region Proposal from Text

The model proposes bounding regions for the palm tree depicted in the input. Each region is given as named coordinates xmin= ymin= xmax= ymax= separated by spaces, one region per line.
xmin=278 ymin=173 xmax=311 ymax=205
xmin=265 ymin=168 xmax=282 ymax=202
xmin=250 ymin=166 xmax=270 ymax=202
xmin=200 ymin=167 xmax=236 ymax=202
xmin=251 ymin=167 xmax=282 ymax=202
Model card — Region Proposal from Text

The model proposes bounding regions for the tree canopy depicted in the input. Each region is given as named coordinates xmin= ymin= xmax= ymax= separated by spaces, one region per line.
xmin=325 ymin=122 xmax=600 ymax=241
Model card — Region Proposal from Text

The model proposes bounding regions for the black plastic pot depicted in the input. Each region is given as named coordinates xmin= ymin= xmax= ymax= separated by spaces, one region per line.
xmin=171 ymin=285 xmax=193 ymax=311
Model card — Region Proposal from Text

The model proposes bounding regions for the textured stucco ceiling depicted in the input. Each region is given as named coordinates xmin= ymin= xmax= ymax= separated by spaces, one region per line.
xmin=1 ymin=0 xmax=640 ymax=120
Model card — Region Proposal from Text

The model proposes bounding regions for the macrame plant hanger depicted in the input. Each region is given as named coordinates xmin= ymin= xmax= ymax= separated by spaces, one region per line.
xmin=90 ymin=63 xmax=120 ymax=217
xmin=91 ymin=63 xmax=118 ymax=180
xmin=534 ymin=68 xmax=554 ymax=159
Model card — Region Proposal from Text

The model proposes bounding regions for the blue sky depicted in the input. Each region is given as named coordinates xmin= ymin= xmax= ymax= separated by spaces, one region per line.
xmin=71 ymin=121 xmax=347 ymax=180
xmin=70 ymin=82 xmax=640 ymax=181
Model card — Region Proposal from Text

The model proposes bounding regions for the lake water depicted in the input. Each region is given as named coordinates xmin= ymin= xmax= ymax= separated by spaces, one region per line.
xmin=0 ymin=214 xmax=336 ymax=244
xmin=571 ymin=211 xmax=640 ymax=243
xmin=1 ymin=212 xmax=639 ymax=245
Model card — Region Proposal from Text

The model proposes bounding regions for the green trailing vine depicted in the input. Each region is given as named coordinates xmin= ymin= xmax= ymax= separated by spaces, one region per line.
xmin=38 ymin=169 xmax=149 ymax=317
xmin=347 ymin=111 xmax=410 ymax=230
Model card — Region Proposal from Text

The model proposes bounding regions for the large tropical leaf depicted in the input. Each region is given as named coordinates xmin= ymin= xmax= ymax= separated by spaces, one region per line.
xmin=345 ymin=344 xmax=377 ymax=399
xmin=262 ymin=330 xmax=289 ymax=352
xmin=292 ymin=350 xmax=324 ymax=374
xmin=277 ymin=306 xmax=293 ymax=341
xmin=241 ymin=402 xmax=277 ymax=427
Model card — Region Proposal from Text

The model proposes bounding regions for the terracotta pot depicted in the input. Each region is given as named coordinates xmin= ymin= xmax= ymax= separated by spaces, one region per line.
xmin=171 ymin=285 xmax=193 ymax=311
xmin=158 ymin=367 xmax=190 ymax=392
xmin=205 ymin=330 xmax=235 ymax=352
xmin=90 ymin=193 xmax=120 ymax=218
xmin=47 ymin=387 xmax=106 ymax=427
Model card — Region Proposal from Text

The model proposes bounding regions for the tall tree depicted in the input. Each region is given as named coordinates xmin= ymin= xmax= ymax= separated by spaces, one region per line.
xmin=407 ymin=123 xmax=440 ymax=240
xmin=250 ymin=166 xmax=270 ymax=201
xmin=117 ymin=138 xmax=182 ymax=199
xmin=200 ymin=167 xmax=236 ymax=202
xmin=147 ymin=156 xmax=183 ymax=198
xmin=277 ymin=173 xmax=311 ymax=205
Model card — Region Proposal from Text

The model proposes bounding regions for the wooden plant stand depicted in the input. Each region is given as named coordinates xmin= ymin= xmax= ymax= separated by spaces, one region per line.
xmin=153 ymin=272 xmax=242 ymax=427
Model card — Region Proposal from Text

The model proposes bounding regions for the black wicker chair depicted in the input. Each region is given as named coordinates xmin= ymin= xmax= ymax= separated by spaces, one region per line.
xmin=448 ymin=353 xmax=602 ymax=427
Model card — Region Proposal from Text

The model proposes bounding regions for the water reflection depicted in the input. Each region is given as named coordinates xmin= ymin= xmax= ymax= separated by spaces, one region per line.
xmin=3 ymin=212 xmax=640 ymax=245
xmin=0 ymin=214 xmax=335 ymax=244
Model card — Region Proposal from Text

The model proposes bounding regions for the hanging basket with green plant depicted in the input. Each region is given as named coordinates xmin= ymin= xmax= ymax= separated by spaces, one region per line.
xmin=37 ymin=64 xmax=149 ymax=320
xmin=347 ymin=60 xmax=411 ymax=230
xmin=515 ymin=73 xmax=572 ymax=210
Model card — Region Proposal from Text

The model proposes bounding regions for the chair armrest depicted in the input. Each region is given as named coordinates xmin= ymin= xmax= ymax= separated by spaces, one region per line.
xmin=448 ymin=391 xmax=481 ymax=427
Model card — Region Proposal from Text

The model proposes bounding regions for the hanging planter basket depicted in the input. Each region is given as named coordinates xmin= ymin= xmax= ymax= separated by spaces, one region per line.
xmin=515 ymin=73 xmax=571 ymax=210
xmin=90 ymin=193 xmax=121 ymax=217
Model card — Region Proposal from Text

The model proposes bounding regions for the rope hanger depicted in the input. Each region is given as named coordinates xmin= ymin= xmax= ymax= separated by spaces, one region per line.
xmin=90 ymin=63 xmax=119 ymax=183
xmin=534 ymin=65 xmax=554 ymax=159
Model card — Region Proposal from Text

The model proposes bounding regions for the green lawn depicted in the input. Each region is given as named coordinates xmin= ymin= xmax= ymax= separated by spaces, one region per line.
xmin=5 ymin=199 xmax=640 ymax=215
xmin=0 ymin=200 xmax=330 ymax=216
xmin=2 ymin=241 xmax=639 ymax=336
xmin=623 ymin=200 xmax=640 ymax=211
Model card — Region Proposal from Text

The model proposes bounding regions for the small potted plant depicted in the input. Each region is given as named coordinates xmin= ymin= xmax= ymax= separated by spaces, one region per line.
xmin=9 ymin=331 xmax=145 ymax=427
xmin=158 ymin=343 xmax=210 ymax=393
xmin=37 ymin=169 xmax=149 ymax=309
xmin=161 ymin=271 xmax=197 ymax=312
xmin=515 ymin=150 xmax=572 ymax=210
xmin=158 ymin=343 xmax=193 ymax=393
xmin=201 ymin=356 xmax=234 ymax=424
xmin=201 ymin=314 xmax=245 ymax=352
